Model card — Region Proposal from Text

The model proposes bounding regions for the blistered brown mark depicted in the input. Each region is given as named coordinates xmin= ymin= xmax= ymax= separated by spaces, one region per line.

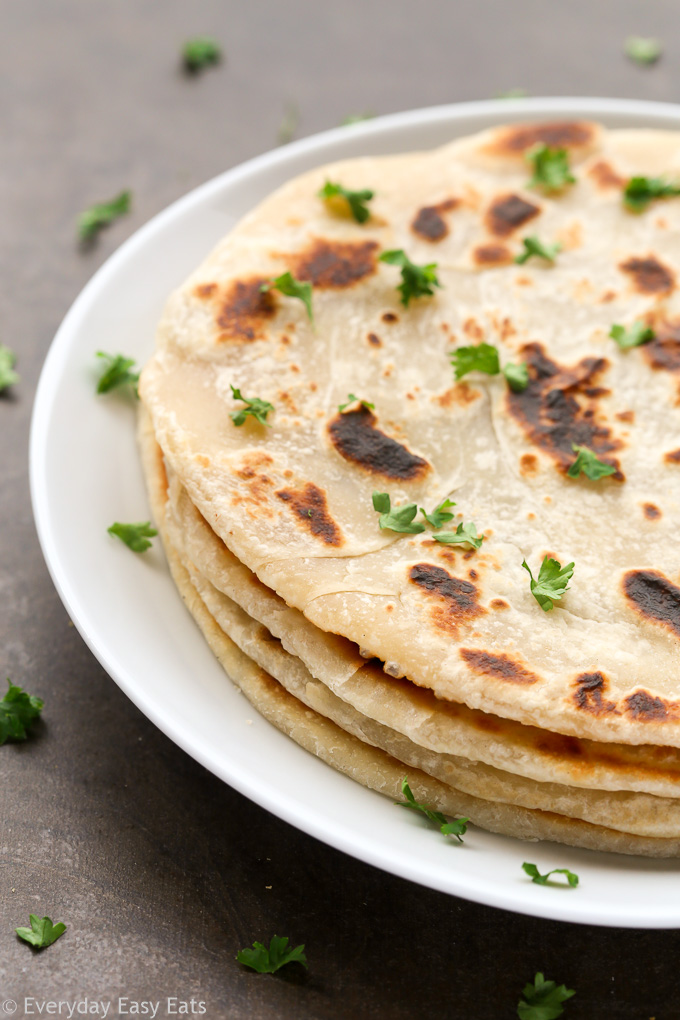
xmin=382 ymin=311 xmax=398 ymax=323
xmin=463 ymin=317 xmax=484 ymax=341
xmin=473 ymin=243 xmax=513 ymax=267
xmin=276 ymin=483 xmax=343 ymax=546
xmin=623 ymin=570 xmax=680 ymax=639
xmin=600 ymin=289 xmax=617 ymax=304
xmin=516 ymin=275 xmax=532 ymax=286
xmin=468 ymin=569 xmax=478 ymax=581
xmin=665 ymin=448 xmax=680 ymax=463
xmin=519 ymin=453 xmax=539 ymax=477
xmin=506 ymin=343 xmax=624 ymax=480
xmin=195 ymin=282 xmax=217 ymax=299
xmin=643 ymin=503 xmax=662 ymax=520
xmin=485 ymin=120 xmax=596 ymax=157
xmin=434 ymin=382 xmax=480 ymax=408
xmin=643 ymin=317 xmax=680 ymax=372
xmin=409 ymin=563 xmax=486 ymax=637
xmin=619 ymin=256 xmax=675 ymax=295
xmin=474 ymin=714 xmax=502 ymax=734
xmin=625 ymin=690 xmax=675 ymax=721
xmin=573 ymin=672 xmax=619 ymax=715
xmin=490 ymin=598 xmax=509 ymax=610
xmin=367 ymin=332 xmax=382 ymax=347
xmin=195 ymin=454 xmax=210 ymax=468
xmin=485 ymin=193 xmax=541 ymax=237
xmin=460 ymin=648 xmax=539 ymax=685
xmin=290 ymin=238 xmax=379 ymax=288
xmin=328 ymin=407 xmax=429 ymax=480
xmin=616 ymin=410 xmax=635 ymax=423
xmin=411 ymin=198 xmax=459 ymax=241
xmin=588 ymin=160 xmax=624 ymax=190
xmin=216 ymin=277 xmax=276 ymax=342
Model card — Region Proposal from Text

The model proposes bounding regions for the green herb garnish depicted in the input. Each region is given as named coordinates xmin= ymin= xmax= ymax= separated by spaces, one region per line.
xmin=107 ymin=521 xmax=157 ymax=553
xmin=340 ymin=112 xmax=375 ymax=125
xmin=230 ymin=385 xmax=275 ymax=426
xmin=318 ymin=181 xmax=374 ymax=223
xmin=517 ymin=973 xmax=576 ymax=1020
xmin=338 ymin=393 xmax=374 ymax=412
xmin=609 ymin=320 xmax=655 ymax=350
xmin=515 ymin=236 xmax=561 ymax=265
xmin=433 ymin=522 xmax=484 ymax=550
xmin=182 ymin=37 xmax=222 ymax=72
xmin=372 ymin=492 xmax=424 ymax=534
xmin=261 ymin=272 xmax=313 ymax=322
xmin=623 ymin=175 xmax=680 ymax=212
xmin=78 ymin=190 xmax=131 ymax=242
xmin=16 ymin=915 xmax=67 ymax=949
xmin=522 ymin=862 xmax=579 ymax=888
xmin=503 ymin=362 xmax=530 ymax=392
xmin=0 ymin=681 xmax=43 ymax=745
xmin=420 ymin=498 xmax=456 ymax=529
xmin=237 ymin=936 xmax=307 ymax=974
xmin=451 ymin=343 xmax=500 ymax=380
xmin=379 ymin=250 xmax=441 ymax=307
xmin=277 ymin=103 xmax=299 ymax=145
xmin=522 ymin=556 xmax=574 ymax=612
xmin=397 ymin=778 xmax=468 ymax=842
xmin=95 ymin=352 xmax=139 ymax=395
xmin=625 ymin=36 xmax=662 ymax=66
xmin=567 ymin=445 xmax=616 ymax=481
xmin=526 ymin=145 xmax=575 ymax=193
xmin=0 ymin=345 xmax=19 ymax=392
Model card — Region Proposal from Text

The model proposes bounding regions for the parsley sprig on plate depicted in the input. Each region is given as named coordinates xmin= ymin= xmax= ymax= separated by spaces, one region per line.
xmin=567 ymin=445 xmax=616 ymax=481
xmin=514 ymin=236 xmax=561 ymax=265
xmin=16 ymin=914 xmax=67 ymax=949
xmin=526 ymin=145 xmax=575 ymax=193
xmin=397 ymin=778 xmax=468 ymax=842
xmin=237 ymin=936 xmax=307 ymax=974
xmin=450 ymin=343 xmax=529 ymax=392
xmin=230 ymin=385 xmax=275 ymax=426
xmin=517 ymin=973 xmax=575 ymax=1019
xmin=623 ymin=175 xmax=680 ymax=212
xmin=261 ymin=272 xmax=313 ymax=322
xmin=107 ymin=521 xmax=157 ymax=553
xmin=522 ymin=557 xmax=574 ymax=611
xmin=374 ymin=493 xmax=483 ymax=548
xmin=0 ymin=344 xmax=19 ymax=392
xmin=338 ymin=393 xmax=374 ymax=413
xmin=96 ymin=352 xmax=139 ymax=395
xmin=433 ymin=522 xmax=484 ymax=550
xmin=0 ymin=681 xmax=43 ymax=745
xmin=609 ymin=320 xmax=655 ymax=349
xmin=78 ymin=190 xmax=131 ymax=242
xmin=522 ymin=862 xmax=579 ymax=887
xmin=182 ymin=37 xmax=222 ymax=72
xmin=379 ymin=250 xmax=441 ymax=307
xmin=318 ymin=181 xmax=374 ymax=223
xmin=624 ymin=35 xmax=662 ymax=66
xmin=419 ymin=498 xmax=456 ymax=529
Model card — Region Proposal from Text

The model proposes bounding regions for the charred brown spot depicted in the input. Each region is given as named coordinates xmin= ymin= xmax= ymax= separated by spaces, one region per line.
xmin=290 ymin=238 xmax=378 ymax=289
xmin=519 ymin=453 xmax=539 ymax=477
xmin=490 ymin=598 xmax=509 ymax=610
xmin=411 ymin=199 xmax=459 ymax=241
xmin=276 ymin=483 xmax=342 ymax=546
xmin=382 ymin=311 xmax=398 ymax=323
xmin=643 ymin=318 xmax=680 ymax=373
xmin=665 ymin=448 xmax=680 ymax=463
xmin=616 ymin=410 xmax=635 ymax=423
xmin=409 ymin=563 xmax=485 ymax=636
xmin=328 ymin=407 xmax=429 ymax=480
xmin=535 ymin=733 xmax=585 ymax=759
xmin=600 ymin=289 xmax=617 ymax=303
xmin=625 ymin=690 xmax=672 ymax=721
xmin=367 ymin=332 xmax=382 ymax=347
xmin=485 ymin=193 xmax=540 ymax=237
xmin=619 ymin=256 xmax=675 ymax=295
xmin=463 ymin=317 xmax=484 ymax=341
xmin=588 ymin=160 xmax=624 ymax=190
xmin=195 ymin=282 xmax=217 ymax=299
xmin=623 ymin=570 xmax=680 ymax=639
xmin=460 ymin=648 xmax=539 ymax=685
xmin=216 ymin=277 xmax=276 ymax=342
xmin=643 ymin=502 xmax=662 ymax=520
xmin=473 ymin=243 xmax=513 ymax=267
xmin=485 ymin=120 xmax=596 ymax=157
xmin=434 ymin=383 xmax=480 ymax=408
xmin=507 ymin=343 xmax=624 ymax=479
xmin=573 ymin=672 xmax=619 ymax=715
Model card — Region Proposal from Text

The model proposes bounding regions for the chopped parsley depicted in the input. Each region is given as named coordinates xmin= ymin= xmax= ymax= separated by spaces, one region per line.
xmin=609 ymin=320 xmax=655 ymax=350
xmin=16 ymin=915 xmax=66 ymax=949
xmin=261 ymin=272 xmax=313 ymax=322
xmin=522 ymin=556 xmax=574 ymax=612
xmin=522 ymin=862 xmax=579 ymax=888
xmin=623 ymin=174 xmax=680 ymax=212
xmin=503 ymin=362 xmax=530 ymax=392
xmin=517 ymin=973 xmax=575 ymax=1019
xmin=420 ymin=498 xmax=456 ymax=529
xmin=230 ymin=385 xmax=275 ymax=426
xmin=526 ymin=145 xmax=575 ymax=193
xmin=514 ymin=236 xmax=561 ymax=265
xmin=451 ymin=342 xmax=500 ymax=380
xmin=0 ymin=680 xmax=43 ymax=745
xmin=340 ymin=112 xmax=375 ymax=125
xmin=372 ymin=492 xmax=424 ymax=534
xmin=338 ymin=393 xmax=374 ymax=413
xmin=433 ymin=522 xmax=484 ymax=550
xmin=277 ymin=103 xmax=299 ymax=145
xmin=397 ymin=778 xmax=468 ymax=842
xmin=567 ymin=445 xmax=616 ymax=481
xmin=625 ymin=36 xmax=662 ymax=66
xmin=237 ymin=936 xmax=307 ymax=974
xmin=182 ymin=37 xmax=222 ymax=72
xmin=107 ymin=521 xmax=157 ymax=553
xmin=378 ymin=249 xmax=441 ymax=307
xmin=96 ymin=352 xmax=139 ymax=395
xmin=0 ymin=344 xmax=19 ymax=392
xmin=318 ymin=181 xmax=374 ymax=223
xmin=78 ymin=190 xmax=131 ymax=242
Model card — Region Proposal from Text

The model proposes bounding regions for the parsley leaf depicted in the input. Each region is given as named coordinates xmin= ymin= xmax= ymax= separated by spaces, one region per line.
xmin=96 ymin=351 xmax=139 ymax=395
xmin=623 ymin=175 xmax=680 ymax=212
xmin=433 ymin=522 xmax=484 ymax=550
xmin=503 ymin=362 xmax=530 ymax=392
xmin=420 ymin=498 xmax=456 ymax=529
xmin=372 ymin=492 xmax=425 ymax=534
xmin=625 ymin=36 xmax=662 ymax=66
xmin=526 ymin=145 xmax=575 ymax=193
xmin=609 ymin=320 xmax=655 ymax=350
xmin=0 ymin=344 xmax=19 ymax=392
xmin=567 ymin=445 xmax=616 ymax=481
xmin=230 ymin=385 xmax=275 ymax=426
xmin=237 ymin=936 xmax=307 ymax=974
xmin=515 ymin=236 xmax=561 ymax=265
xmin=107 ymin=521 xmax=157 ymax=553
xmin=522 ymin=862 xmax=579 ymax=888
xmin=261 ymin=272 xmax=313 ymax=322
xmin=277 ymin=103 xmax=299 ymax=145
xmin=318 ymin=181 xmax=374 ymax=223
xmin=341 ymin=112 xmax=375 ymax=125
xmin=397 ymin=778 xmax=468 ymax=842
xmin=0 ymin=680 xmax=43 ymax=745
xmin=379 ymin=249 xmax=441 ymax=307
xmin=450 ymin=343 xmax=500 ymax=380
xmin=517 ymin=972 xmax=576 ymax=1020
xmin=522 ymin=556 xmax=574 ymax=612
xmin=16 ymin=915 xmax=67 ymax=949
xmin=338 ymin=393 xmax=374 ymax=412
xmin=78 ymin=190 xmax=131 ymax=242
xmin=182 ymin=37 xmax=222 ymax=72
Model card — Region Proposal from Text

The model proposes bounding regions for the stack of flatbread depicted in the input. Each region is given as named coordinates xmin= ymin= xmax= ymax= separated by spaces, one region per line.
xmin=138 ymin=120 xmax=680 ymax=856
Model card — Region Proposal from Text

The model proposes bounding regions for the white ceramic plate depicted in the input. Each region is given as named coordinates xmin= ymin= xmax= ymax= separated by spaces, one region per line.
xmin=31 ymin=97 xmax=680 ymax=928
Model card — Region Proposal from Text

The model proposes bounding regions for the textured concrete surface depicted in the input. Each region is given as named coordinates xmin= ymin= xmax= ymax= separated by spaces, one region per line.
xmin=1 ymin=2 xmax=680 ymax=1016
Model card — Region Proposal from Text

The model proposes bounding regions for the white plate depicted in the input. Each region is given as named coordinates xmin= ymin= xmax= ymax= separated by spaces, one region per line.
xmin=31 ymin=97 xmax=680 ymax=928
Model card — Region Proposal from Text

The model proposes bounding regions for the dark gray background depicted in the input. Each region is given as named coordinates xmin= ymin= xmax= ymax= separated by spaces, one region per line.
xmin=2 ymin=2 xmax=679 ymax=1017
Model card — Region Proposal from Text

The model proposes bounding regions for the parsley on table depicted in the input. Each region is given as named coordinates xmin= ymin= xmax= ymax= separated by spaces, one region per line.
xmin=0 ymin=681 xmax=43 ymax=745
xmin=526 ymin=145 xmax=575 ymax=193
xmin=237 ymin=935 xmax=307 ymax=974
xmin=277 ymin=103 xmax=299 ymax=145
xmin=182 ymin=37 xmax=222 ymax=72
xmin=522 ymin=862 xmax=579 ymax=888
xmin=517 ymin=972 xmax=575 ymax=1019
xmin=623 ymin=175 xmax=680 ymax=212
xmin=340 ymin=112 xmax=375 ymax=125
xmin=16 ymin=915 xmax=66 ymax=949
xmin=433 ymin=522 xmax=484 ymax=550
xmin=230 ymin=385 xmax=275 ymax=426
xmin=625 ymin=36 xmax=662 ymax=66
xmin=420 ymin=498 xmax=456 ymax=529
xmin=107 ymin=521 xmax=157 ymax=553
xmin=503 ymin=362 xmax=530 ymax=392
xmin=261 ymin=272 xmax=313 ymax=322
xmin=567 ymin=445 xmax=616 ymax=481
xmin=0 ymin=344 xmax=19 ymax=392
xmin=78 ymin=190 xmax=131 ymax=242
xmin=318 ymin=181 xmax=374 ymax=223
xmin=451 ymin=343 xmax=500 ymax=380
xmin=515 ymin=236 xmax=561 ymax=265
xmin=372 ymin=492 xmax=424 ymax=534
xmin=397 ymin=778 xmax=468 ymax=842
xmin=379 ymin=250 xmax=441 ymax=307
xmin=609 ymin=320 xmax=655 ymax=350
xmin=96 ymin=352 xmax=139 ymax=395
xmin=338 ymin=393 xmax=374 ymax=412
xmin=522 ymin=556 xmax=574 ymax=612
